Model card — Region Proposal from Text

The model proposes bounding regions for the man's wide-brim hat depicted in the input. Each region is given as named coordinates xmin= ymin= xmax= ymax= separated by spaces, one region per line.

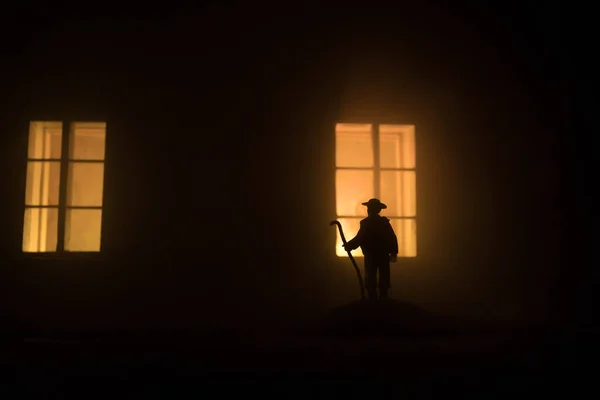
xmin=362 ymin=198 xmax=387 ymax=209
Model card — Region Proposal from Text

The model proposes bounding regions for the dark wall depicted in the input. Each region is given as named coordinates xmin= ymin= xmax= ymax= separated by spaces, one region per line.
xmin=319 ymin=5 xmax=571 ymax=323
xmin=1 ymin=4 xmax=576 ymax=333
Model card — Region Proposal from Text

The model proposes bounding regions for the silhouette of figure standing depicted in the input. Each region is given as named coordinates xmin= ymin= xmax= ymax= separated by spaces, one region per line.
xmin=343 ymin=198 xmax=399 ymax=301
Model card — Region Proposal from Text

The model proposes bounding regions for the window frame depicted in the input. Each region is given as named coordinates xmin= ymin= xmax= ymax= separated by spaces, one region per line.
xmin=335 ymin=121 xmax=417 ymax=257
xmin=22 ymin=120 xmax=107 ymax=255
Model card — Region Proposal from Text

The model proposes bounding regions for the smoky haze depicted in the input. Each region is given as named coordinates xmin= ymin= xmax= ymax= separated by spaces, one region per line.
xmin=0 ymin=3 xmax=584 ymax=345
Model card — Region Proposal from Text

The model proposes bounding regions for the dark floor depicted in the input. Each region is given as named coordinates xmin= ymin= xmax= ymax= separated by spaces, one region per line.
xmin=6 ymin=301 xmax=598 ymax=397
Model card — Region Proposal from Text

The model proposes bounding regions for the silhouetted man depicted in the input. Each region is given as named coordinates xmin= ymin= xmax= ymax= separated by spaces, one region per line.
xmin=344 ymin=198 xmax=399 ymax=301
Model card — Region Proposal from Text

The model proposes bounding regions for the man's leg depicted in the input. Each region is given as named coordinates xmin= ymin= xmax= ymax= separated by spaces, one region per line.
xmin=378 ymin=259 xmax=391 ymax=300
xmin=364 ymin=256 xmax=378 ymax=301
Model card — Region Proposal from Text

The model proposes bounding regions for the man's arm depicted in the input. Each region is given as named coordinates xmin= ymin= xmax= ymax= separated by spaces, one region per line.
xmin=386 ymin=220 xmax=399 ymax=259
xmin=343 ymin=225 xmax=364 ymax=251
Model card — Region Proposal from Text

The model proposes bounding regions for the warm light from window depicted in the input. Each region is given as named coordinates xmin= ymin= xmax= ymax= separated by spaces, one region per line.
xmin=335 ymin=123 xmax=417 ymax=257
xmin=23 ymin=121 xmax=107 ymax=252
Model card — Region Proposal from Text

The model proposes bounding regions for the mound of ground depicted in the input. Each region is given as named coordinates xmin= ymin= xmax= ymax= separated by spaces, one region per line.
xmin=311 ymin=299 xmax=494 ymax=337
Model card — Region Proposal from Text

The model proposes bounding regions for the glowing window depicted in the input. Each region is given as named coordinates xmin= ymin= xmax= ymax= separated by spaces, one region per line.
xmin=335 ymin=123 xmax=417 ymax=257
xmin=23 ymin=121 xmax=107 ymax=252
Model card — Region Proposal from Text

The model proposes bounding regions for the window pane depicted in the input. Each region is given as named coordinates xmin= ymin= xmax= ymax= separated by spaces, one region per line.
xmin=65 ymin=209 xmax=102 ymax=251
xmin=25 ymin=162 xmax=61 ymax=206
xmin=22 ymin=207 xmax=59 ymax=252
xmin=379 ymin=124 xmax=415 ymax=169
xmin=335 ymin=123 xmax=373 ymax=167
xmin=335 ymin=218 xmax=365 ymax=257
xmin=336 ymin=169 xmax=373 ymax=216
xmin=389 ymin=218 xmax=417 ymax=257
xmin=67 ymin=162 xmax=105 ymax=206
xmin=28 ymin=121 xmax=62 ymax=159
xmin=70 ymin=122 xmax=106 ymax=160
xmin=380 ymin=170 xmax=416 ymax=217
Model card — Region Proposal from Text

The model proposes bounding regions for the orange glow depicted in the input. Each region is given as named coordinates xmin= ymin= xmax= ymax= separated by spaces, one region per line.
xmin=380 ymin=170 xmax=416 ymax=217
xmin=336 ymin=170 xmax=374 ymax=216
xmin=27 ymin=121 xmax=63 ymax=159
xmin=23 ymin=122 xmax=62 ymax=252
xmin=335 ymin=123 xmax=373 ymax=167
xmin=65 ymin=122 xmax=106 ymax=251
xmin=335 ymin=217 xmax=365 ymax=257
xmin=335 ymin=123 xmax=417 ymax=257
xmin=23 ymin=121 xmax=107 ymax=252
xmin=67 ymin=162 xmax=105 ymax=206
xmin=389 ymin=219 xmax=417 ymax=257
xmin=23 ymin=207 xmax=59 ymax=252
xmin=65 ymin=209 xmax=103 ymax=252
xmin=379 ymin=124 xmax=416 ymax=169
